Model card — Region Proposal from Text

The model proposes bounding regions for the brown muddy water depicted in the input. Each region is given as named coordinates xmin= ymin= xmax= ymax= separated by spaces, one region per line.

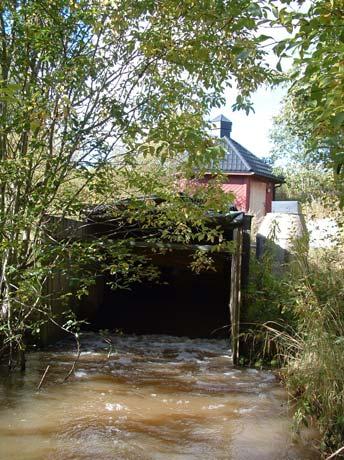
xmin=0 ymin=333 xmax=319 ymax=460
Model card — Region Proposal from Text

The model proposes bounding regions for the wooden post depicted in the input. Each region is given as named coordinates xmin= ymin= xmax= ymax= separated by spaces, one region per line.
xmin=229 ymin=228 xmax=243 ymax=365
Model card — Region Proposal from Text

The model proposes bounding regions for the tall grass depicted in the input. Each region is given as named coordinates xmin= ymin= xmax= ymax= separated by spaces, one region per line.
xmin=244 ymin=243 xmax=344 ymax=456
xmin=284 ymin=247 xmax=344 ymax=454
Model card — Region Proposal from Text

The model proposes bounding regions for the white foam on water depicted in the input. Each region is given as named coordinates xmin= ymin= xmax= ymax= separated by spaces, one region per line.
xmin=234 ymin=406 xmax=257 ymax=414
xmin=105 ymin=403 xmax=128 ymax=412
xmin=74 ymin=371 xmax=88 ymax=378
xmin=202 ymin=404 xmax=225 ymax=410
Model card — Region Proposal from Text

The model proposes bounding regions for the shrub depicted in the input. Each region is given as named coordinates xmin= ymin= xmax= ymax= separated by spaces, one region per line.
xmin=244 ymin=242 xmax=344 ymax=455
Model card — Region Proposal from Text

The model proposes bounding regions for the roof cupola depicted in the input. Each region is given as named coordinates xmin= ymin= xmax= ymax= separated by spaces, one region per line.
xmin=212 ymin=114 xmax=232 ymax=139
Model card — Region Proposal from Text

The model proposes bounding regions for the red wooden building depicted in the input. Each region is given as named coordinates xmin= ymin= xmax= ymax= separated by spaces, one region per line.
xmin=209 ymin=115 xmax=283 ymax=219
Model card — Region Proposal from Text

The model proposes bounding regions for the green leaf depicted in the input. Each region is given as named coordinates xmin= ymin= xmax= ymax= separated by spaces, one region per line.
xmin=332 ymin=112 xmax=344 ymax=126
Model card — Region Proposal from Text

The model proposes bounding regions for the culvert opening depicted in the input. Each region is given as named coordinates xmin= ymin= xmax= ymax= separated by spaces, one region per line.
xmin=80 ymin=250 xmax=231 ymax=338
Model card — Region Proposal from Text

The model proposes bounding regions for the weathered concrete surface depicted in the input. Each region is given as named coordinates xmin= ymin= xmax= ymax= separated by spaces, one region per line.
xmin=257 ymin=212 xmax=308 ymax=252
xmin=256 ymin=211 xmax=308 ymax=269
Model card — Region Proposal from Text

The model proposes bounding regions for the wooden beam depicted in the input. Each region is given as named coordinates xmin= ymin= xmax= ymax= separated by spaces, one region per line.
xmin=229 ymin=227 xmax=243 ymax=365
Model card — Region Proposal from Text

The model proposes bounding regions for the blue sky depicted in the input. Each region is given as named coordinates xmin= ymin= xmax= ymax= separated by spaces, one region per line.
xmin=210 ymin=84 xmax=287 ymax=159
xmin=209 ymin=77 xmax=289 ymax=159
xmin=216 ymin=85 xmax=287 ymax=158
xmin=209 ymin=10 xmax=295 ymax=159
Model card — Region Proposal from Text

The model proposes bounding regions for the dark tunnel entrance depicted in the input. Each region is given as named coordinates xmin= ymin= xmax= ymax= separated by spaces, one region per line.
xmin=80 ymin=249 xmax=232 ymax=338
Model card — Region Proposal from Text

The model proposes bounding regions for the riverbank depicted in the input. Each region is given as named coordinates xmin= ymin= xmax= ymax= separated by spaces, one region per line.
xmin=244 ymin=244 xmax=344 ymax=458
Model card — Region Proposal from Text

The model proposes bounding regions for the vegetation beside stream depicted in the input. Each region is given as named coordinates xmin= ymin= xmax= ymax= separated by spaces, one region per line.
xmin=284 ymin=248 xmax=344 ymax=455
xmin=244 ymin=244 xmax=344 ymax=456
xmin=243 ymin=164 xmax=344 ymax=456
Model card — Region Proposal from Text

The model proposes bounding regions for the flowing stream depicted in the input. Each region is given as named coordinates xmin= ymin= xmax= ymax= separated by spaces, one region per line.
xmin=0 ymin=333 xmax=319 ymax=460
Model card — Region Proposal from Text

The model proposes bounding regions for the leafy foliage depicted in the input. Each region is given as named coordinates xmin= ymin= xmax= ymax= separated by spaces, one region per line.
xmin=271 ymin=0 xmax=344 ymax=202
xmin=0 ymin=0 xmax=274 ymax=366
xmin=270 ymin=98 xmax=342 ymax=220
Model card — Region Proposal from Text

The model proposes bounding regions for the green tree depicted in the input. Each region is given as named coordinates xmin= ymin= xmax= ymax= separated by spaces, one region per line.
xmin=269 ymin=98 xmax=316 ymax=166
xmin=0 ymin=0 xmax=274 ymax=367
xmin=270 ymin=0 xmax=344 ymax=201
xmin=269 ymin=97 xmax=340 ymax=218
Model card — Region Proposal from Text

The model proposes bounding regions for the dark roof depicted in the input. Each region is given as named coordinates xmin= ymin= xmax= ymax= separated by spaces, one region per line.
xmin=214 ymin=136 xmax=283 ymax=183
xmin=209 ymin=114 xmax=284 ymax=182
xmin=212 ymin=114 xmax=231 ymax=123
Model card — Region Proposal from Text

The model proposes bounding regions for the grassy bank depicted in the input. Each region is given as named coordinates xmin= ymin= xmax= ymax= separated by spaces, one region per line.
xmin=244 ymin=243 xmax=344 ymax=457
xmin=285 ymin=248 xmax=344 ymax=455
